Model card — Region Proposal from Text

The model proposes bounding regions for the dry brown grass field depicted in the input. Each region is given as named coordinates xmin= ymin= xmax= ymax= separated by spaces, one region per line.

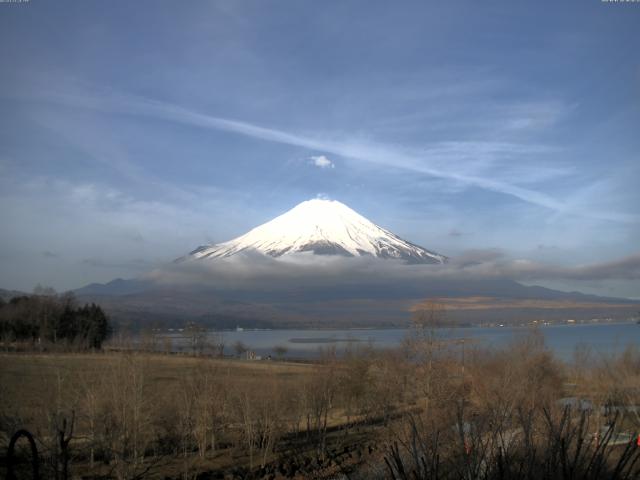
xmin=2 ymin=332 xmax=640 ymax=479
xmin=0 ymin=352 xmax=315 ymax=428
xmin=0 ymin=351 xmax=390 ymax=479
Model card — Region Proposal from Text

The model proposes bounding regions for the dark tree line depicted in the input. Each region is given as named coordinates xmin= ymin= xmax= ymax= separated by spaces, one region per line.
xmin=0 ymin=292 xmax=111 ymax=349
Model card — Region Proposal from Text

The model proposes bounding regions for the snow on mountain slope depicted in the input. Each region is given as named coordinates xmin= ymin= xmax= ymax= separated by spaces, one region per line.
xmin=187 ymin=199 xmax=446 ymax=264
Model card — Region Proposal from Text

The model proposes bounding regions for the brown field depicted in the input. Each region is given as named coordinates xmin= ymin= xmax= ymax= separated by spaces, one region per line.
xmin=0 ymin=352 xmax=314 ymax=397
xmin=0 ymin=352 xmax=314 ymax=425
xmin=0 ymin=351 xmax=387 ymax=479
xmin=2 ymin=333 xmax=640 ymax=479
xmin=411 ymin=296 xmax=638 ymax=311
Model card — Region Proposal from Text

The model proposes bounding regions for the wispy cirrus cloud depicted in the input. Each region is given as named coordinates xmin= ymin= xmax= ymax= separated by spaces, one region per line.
xmin=35 ymin=87 xmax=636 ymax=224
xmin=36 ymin=89 xmax=576 ymax=214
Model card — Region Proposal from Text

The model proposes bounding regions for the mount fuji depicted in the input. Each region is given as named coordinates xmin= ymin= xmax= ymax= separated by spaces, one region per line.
xmin=184 ymin=198 xmax=447 ymax=264
xmin=73 ymin=199 xmax=639 ymax=329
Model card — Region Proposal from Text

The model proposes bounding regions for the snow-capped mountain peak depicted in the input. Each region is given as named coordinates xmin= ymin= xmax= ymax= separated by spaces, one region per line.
xmin=188 ymin=198 xmax=446 ymax=264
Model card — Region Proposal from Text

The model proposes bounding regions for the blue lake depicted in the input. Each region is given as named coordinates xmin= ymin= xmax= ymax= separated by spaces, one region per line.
xmin=165 ymin=322 xmax=640 ymax=362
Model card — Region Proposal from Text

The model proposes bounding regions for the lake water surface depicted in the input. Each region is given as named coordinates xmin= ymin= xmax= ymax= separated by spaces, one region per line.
xmin=165 ymin=322 xmax=640 ymax=362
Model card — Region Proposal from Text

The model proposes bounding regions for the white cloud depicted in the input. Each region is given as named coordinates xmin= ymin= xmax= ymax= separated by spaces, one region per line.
xmin=146 ymin=250 xmax=640 ymax=295
xmin=309 ymin=155 xmax=334 ymax=169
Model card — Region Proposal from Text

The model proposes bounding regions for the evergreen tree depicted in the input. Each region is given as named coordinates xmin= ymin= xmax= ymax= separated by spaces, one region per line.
xmin=0 ymin=293 xmax=111 ymax=349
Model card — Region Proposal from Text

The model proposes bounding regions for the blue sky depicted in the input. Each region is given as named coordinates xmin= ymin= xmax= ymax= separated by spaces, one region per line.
xmin=0 ymin=1 xmax=639 ymax=296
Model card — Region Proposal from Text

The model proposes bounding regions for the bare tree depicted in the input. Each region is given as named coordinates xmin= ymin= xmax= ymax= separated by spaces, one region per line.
xmin=233 ymin=340 xmax=248 ymax=358
xmin=162 ymin=335 xmax=173 ymax=355
xmin=101 ymin=355 xmax=154 ymax=479
xmin=303 ymin=348 xmax=339 ymax=459
xmin=210 ymin=332 xmax=225 ymax=358
xmin=233 ymin=387 xmax=258 ymax=469
xmin=338 ymin=345 xmax=371 ymax=423
xmin=273 ymin=345 xmax=288 ymax=359
xmin=409 ymin=299 xmax=448 ymax=413
xmin=185 ymin=324 xmax=208 ymax=356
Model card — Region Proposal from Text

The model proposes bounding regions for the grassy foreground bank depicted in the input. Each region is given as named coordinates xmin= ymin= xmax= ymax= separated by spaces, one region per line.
xmin=2 ymin=332 xmax=640 ymax=479
xmin=0 ymin=351 xmax=389 ymax=479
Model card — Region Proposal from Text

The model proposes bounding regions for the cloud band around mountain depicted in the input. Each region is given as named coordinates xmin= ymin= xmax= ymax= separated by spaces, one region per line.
xmin=144 ymin=250 xmax=640 ymax=294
